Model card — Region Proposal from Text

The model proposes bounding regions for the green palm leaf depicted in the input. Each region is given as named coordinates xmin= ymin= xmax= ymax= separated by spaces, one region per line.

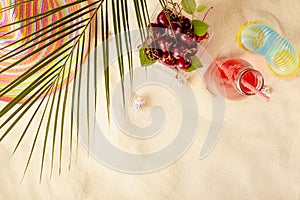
xmin=0 ymin=0 xmax=152 ymax=181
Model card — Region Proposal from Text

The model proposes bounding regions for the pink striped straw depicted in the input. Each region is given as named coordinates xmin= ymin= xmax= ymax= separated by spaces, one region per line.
xmin=241 ymin=80 xmax=270 ymax=102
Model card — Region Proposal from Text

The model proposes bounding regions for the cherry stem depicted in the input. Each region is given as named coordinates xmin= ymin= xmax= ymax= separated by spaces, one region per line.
xmin=168 ymin=0 xmax=179 ymax=15
xmin=203 ymin=6 xmax=213 ymax=21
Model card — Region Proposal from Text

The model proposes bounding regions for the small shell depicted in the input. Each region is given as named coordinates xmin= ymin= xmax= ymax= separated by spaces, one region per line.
xmin=133 ymin=96 xmax=146 ymax=111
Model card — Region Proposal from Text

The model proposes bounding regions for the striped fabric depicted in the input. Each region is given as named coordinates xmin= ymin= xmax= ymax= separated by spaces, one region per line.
xmin=0 ymin=0 xmax=90 ymax=103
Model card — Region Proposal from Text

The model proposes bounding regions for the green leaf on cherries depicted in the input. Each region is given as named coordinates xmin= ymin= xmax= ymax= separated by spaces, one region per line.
xmin=181 ymin=0 xmax=196 ymax=15
xmin=139 ymin=47 xmax=156 ymax=67
xmin=196 ymin=5 xmax=207 ymax=13
xmin=192 ymin=20 xmax=209 ymax=36
xmin=186 ymin=56 xmax=203 ymax=72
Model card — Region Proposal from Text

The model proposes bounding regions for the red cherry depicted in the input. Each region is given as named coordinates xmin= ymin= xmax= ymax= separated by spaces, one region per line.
xmin=179 ymin=30 xmax=197 ymax=46
xmin=175 ymin=57 xmax=192 ymax=70
xmin=157 ymin=9 xmax=177 ymax=27
xmin=157 ymin=11 xmax=169 ymax=27
xmin=181 ymin=17 xmax=192 ymax=30
xmin=196 ymin=32 xmax=209 ymax=42
xmin=147 ymin=23 xmax=164 ymax=39
xmin=166 ymin=22 xmax=182 ymax=37
xmin=169 ymin=22 xmax=182 ymax=31
xmin=187 ymin=43 xmax=198 ymax=57
xmin=157 ymin=37 xmax=175 ymax=52
xmin=160 ymin=52 xmax=176 ymax=67
xmin=145 ymin=48 xmax=162 ymax=61
xmin=183 ymin=30 xmax=197 ymax=41
xmin=171 ymin=44 xmax=186 ymax=59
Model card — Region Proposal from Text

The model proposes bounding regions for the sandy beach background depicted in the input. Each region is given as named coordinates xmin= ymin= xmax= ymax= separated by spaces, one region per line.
xmin=1 ymin=0 xmax=300 ymax=199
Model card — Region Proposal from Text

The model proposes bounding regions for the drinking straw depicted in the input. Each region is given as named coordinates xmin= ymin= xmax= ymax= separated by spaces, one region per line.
xmin=240 ymin=80 xmax=270 ymax=102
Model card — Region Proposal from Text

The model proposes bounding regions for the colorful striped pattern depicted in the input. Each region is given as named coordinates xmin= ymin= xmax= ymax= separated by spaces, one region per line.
xmin=0 ymin=0 xmax=90 ymax=103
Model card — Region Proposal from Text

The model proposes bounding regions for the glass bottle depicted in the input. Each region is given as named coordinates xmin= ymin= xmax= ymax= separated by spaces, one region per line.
xmin=204 ymin=58 xmax=270 ymax=101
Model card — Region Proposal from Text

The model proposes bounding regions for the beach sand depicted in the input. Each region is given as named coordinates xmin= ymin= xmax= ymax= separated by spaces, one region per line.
xmin=1 ymin=0 xmax=300 ymax=199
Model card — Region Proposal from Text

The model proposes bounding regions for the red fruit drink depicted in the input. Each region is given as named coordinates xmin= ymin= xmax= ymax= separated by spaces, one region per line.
xmin=204 ymin=58 xmax=266 ymax=101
